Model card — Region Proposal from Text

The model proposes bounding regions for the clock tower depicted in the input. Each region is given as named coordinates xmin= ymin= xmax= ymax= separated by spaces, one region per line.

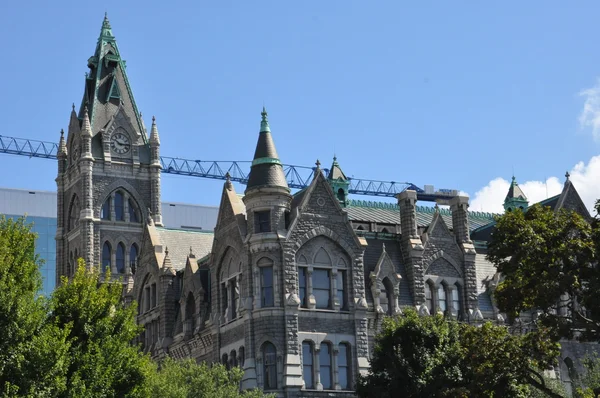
xmin=55 ymin=14 xmax=162 ymax=289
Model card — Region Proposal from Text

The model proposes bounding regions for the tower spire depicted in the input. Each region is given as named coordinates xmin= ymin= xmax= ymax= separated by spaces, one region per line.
xmin=149 ymin=116 xmax=160 ymax=145
xmin=245 ymin=108 xmax=289 ymax=193
xmin=327 ymin=155 xmax=350 ymax=207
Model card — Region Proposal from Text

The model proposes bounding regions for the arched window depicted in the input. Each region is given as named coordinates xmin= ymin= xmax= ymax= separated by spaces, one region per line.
xmin=114 ymin=192 xmax=124 ymax=221
xmin=130 ymin=244 xmax=138 ymax=273
xmin=116 ymin=243 xmax=125 ymax=273
xmin=101 ymin=197 xmax=111 ymax=220
xmin=302 ymin=341 xmax=313 ymax=389
xmin=230 ymin=350 xmax=238 ymax=368
xmin=338 ymin=343 xmax=351 ymax=390
xmin=186 ymin=292 xmax=196 ymax=332
xmin=383 ymin=277 xmax=395 ymax=315
xmin=222 ymin=353 xmax=229 ymax=369
xmin=337 ymin=188 xmax=345 ymax=202
xmin=357 ymin=225 xmax=364 ymax=231
xmin=452 ymin=283 xmax=462 ymax=315
xmin=102 ymin=242 xmax=112 ymax=273
xmin=425 ymin=282 xmax=433 ymax=313
xmin=263 ymin=342 xmax=277 ymax=390
xmin=69 ymin=196 xmax=80 ymax=231
xmin=313 ymin=249 xmax=332 ymax=309
xmin=239 ymin=346 xmax=245 ymax=368
xmin=319 ymin=343 xmax=332 ymax=390
xmin=128 ymin=198 xmax=139 ymax=222
xmin=381 ymin=228 xmax=389 ymax=234
xmin=438 ymin=285 xmax=447 ymax=313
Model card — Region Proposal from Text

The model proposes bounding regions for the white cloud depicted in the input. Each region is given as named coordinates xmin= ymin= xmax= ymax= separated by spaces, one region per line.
xmin=469 ymin=155 xmax=600 ymax=215
xmin=579 ymin=80 xmax=600 ymax=141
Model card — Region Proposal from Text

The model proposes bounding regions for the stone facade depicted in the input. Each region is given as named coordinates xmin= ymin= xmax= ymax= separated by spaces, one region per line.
xmin=56 ymin=16 xmax=597 ymax=397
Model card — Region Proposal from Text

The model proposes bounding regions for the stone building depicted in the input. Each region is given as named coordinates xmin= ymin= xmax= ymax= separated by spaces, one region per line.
xmin=56 ymin=16 xmax=593 ymax=397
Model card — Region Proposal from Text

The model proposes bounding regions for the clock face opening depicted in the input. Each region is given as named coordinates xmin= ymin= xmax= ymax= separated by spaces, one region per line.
xmin=110 ymin=132 xmax=131 ymax=155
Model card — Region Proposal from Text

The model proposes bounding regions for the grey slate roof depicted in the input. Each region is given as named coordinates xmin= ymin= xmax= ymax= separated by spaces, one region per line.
xmin=247 ymin=163 xmax=289 ymax=191
xmin=155 ymin=227 xmax=214 ymax=271
xmin=345 ymin=200 xmax=496 ymax=232
xmin=505 ymin=177 xmax=528 ymax=201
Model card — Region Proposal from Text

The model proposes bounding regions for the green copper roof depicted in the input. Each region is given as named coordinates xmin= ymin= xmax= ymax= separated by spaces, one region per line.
xmin=260 ymin=106 xmax=271 ymax=133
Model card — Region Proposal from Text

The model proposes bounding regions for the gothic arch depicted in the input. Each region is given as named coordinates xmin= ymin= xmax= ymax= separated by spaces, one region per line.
xmin=424 ymin=251 xmax=463 ymax=277
xmin=95 ymin=179 xmax=146 ymax=220
xmin=369 ymin=247 xmax=401 ymax=314
xmin=67 ymin=193 xmax=81 ymax=232
xmin=292 ymin=226 xmax=355 ymax=262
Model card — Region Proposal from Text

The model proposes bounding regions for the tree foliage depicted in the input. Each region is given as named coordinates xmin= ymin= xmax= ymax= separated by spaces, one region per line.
xmin=487 ymin=203 xmax=599 ymax=341
xmin=148 ymin=358 xmax=272 ymax=398
xmin=356 ymin=309 xmax=565 ymax=398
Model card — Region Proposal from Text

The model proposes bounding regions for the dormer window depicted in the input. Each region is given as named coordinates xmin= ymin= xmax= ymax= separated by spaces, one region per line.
xmin=255 ymin=210 xmax=271 ymax=233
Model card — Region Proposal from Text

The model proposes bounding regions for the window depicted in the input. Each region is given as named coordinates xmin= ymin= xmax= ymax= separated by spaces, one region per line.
xmin=383 ymin=277 xmax=395 ymax=315
xmin=222 ymin=354 xmax=229 ymax=369
xmin=319 ymin=343 xmax=332 ymax=390
xmin=102 ymin=242 xmax=112 ymax=272
xmin=186 ymin=292 xmax=196 ymax=331
xmin=261 ymin=264 xmax=274 ymax=307
xmin=302 ymin=342 xmax=313 ymax=389
xmin=452 ymin=284 xmax=461 ymax=314
xmin=230 ymin=350 xmax=238 ymax=368
xmin=116 ymin=242 xmax=125 ymax=273
xmin=151 ymin=283 xmax=157 ymax=308
xmin=239 ymin=346 xmax=245 ymax=368
xmin=130 ymin=244 xmax=138 ymax=272
xmin=313 ymin=269 xmax=331 ymax=309
xmin=69 ymin=196 xmax=80 ymax=231
xmin=425 ymin=282 xmax=433 ymax=312
xmin=114 ymin=192 xmax=124 ymax=221
xmin=337 ymin=271 xmax=347 ymax=310
xmin=263 ymin=342 xmax=277 ymax=390
xmin=337 ymin=188 xmax=345 ymax=202
xmin=231 ymin=280 xmax=239 ymax=320
xmin=299 ymin=267 xmax=308 ymax=308
xmin=338 ymin=343 xmax=351 ymax=390
xmin=101 ymin=197 xmax=111 ymax=220
xmin=128 ymin=198 xmax=139 ymax=222
xmin=437 ymin=285 xmax=447 ymax=313
xmin=255 ymin=210 xmax=271 ymax=233
xmin=221 ymin=284 xmax=228 ymax=317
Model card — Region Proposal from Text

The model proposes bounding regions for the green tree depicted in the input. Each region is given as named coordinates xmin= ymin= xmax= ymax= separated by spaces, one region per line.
xmin=147 ymin=357 xmax=273 ymax=398
xmin=487 ymin=203 xmax=599 ymax=341
xmin=0 ymin=216 xmax=71 ymax=397
xmin=49 ymin=261 xmax=154 ymax=398
xmin=356 ymin=310 xmax=565 ymax=398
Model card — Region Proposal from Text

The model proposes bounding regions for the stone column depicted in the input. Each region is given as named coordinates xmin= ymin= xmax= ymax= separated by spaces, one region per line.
xmin=332 ymin=345 xmax=341 ymax=390
xmin=314 ymin=345 xmax=323 ymax=390
xmin=332 ymin=269 xmax=339 ymax=310
xmin=110 ymin=192 xmax=116 ymax=221
xmin=397 ymin=190 xmax=425 ymax=307
xmin=124 ymin=192 xmax=130 ymax=222
xmin=307 ymin=267 xmax=316 ymax=309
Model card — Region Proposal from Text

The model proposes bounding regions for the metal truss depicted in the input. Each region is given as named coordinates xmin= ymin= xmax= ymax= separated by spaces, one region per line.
xmin=0 ymin=135 xmax=454 ymax=201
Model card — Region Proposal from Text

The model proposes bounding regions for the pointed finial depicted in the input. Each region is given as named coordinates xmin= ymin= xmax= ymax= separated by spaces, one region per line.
xmin=81 ymin=106 xmax=92 ymax=137
xmin=58 ymin=129 xmax=67 ymax=156
xmin=225 ymin=172 xmax=233 ymax=190
xmin=434 ymin=203 xmax=439 ymax=212
xmin=60 ymin=129 xmax=64 ymax=138
xmin=72 ymin=103 xmax=75 ymax=111
xmin=382 ymin=242 xmax=386 ymax=252
xmin=150 ymin=115 xmax=160 ymax=145
xmin=260 ymin=106 xmax=270 ymax=132
xmin=316 ymin=159 xmax=321 ymax=169
xmin=152 ymin=115 xmax=156 ymax=123
xmin=165 ymin=246 xmax=169 ymax=257
xmin=565 ymin=171 xmax=570 ymax=181
xmin=190 ymin=246 xmax=193 ymax=256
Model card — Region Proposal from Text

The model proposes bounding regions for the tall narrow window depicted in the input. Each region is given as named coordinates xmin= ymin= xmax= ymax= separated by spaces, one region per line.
xmin=101 ymin=198 xmax=111 ymax=220
xmin=151 ymin=283 xmax=157 ymax=308
xmin=319 ymin=343 xmax=332 ymax=389
xmin=302 ymin=342 xmax=313 ymax=389
xmin=186 ymin=293 xmax=196 ymax=331
xmin=231 ymin=350 xmax=238 ymax=368
xmin=453 ymin=284 xmax=462 ymax=315
xmin=222 ymin=284 xmax=228 ymax=317
xmin=114 ymin=191 xmax=124 ymax=221
xmin=261 ymin=265 xmax=274 ymax=307
xmin=255 ymin=210 xmax=271 ymax=233
xmin=438 ymin=285 xmax=447 ymax=313
xmin=116 ymin=243 xmax=125 ymax=273
xmin=128 ymin=198 xmax=139 ymax=222
xmin=239 ymin=346 xmax=245 ymax=368
xmin=338 ymin=343 xmax=351 ymax=390
xmin=383 ymin=277 xmax=395 ymax=315
xmin=130 ymin=244 xmax=138 ymax=272
xmin=425 ymin=283 xmax=433 ymax=313
xmin=337 ymin=271 xmax=347 ymax=310
xmin=299 ymin=267 xmax=308 ymax=308
xmin=263 ymin=342 xmax=277 ymax=390
xmin=231 ymin=280 xmax=239 ymax=320
xmin=222 ymin=354 xmax=229 ymax=369
xmin=313 ymin=269 xmax=331 ymax=309
xmin=102 ymin=242 xmax=111 ymax=273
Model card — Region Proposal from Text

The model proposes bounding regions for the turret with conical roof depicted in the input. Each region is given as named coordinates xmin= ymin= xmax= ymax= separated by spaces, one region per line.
xmin=327 ymin=155 xmax=350 ymax=207
xmin=245 ymin=107 xmax=289 ymax=194
xmin=504 ymin=176 xmax=528 ymax=212
xmin=243 ymin=108 xmax=292 ymax=236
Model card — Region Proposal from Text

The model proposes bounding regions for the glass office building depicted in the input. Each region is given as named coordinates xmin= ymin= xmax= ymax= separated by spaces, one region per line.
xmin=0 ymin=187 xmax=218 ymax=296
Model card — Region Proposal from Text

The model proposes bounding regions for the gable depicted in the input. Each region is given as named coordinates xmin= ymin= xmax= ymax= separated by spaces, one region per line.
xmin=425 ymin=257 xmax=461 ymax=278
xmin=302 ymin=174 xmax=343 ymax=216
xmin=427 ymin=212 xmax=453 ymax=240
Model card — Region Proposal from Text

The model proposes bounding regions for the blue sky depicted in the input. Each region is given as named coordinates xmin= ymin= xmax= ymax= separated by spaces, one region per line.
xmin=2 ymin=1 xmax=600 ymax=213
